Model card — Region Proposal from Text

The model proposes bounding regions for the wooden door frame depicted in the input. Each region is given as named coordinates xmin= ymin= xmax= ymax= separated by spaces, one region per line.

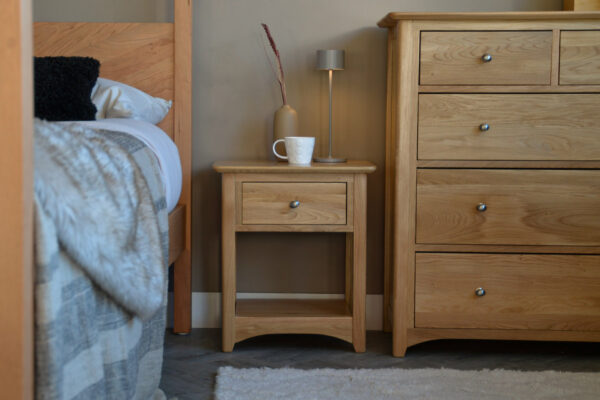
xmin=0 ymin=0 xmax=34 ymax=398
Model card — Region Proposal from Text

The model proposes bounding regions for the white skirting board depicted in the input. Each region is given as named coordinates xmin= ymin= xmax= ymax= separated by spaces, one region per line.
xmin=167 ymin=292 xmax=383 ymax=331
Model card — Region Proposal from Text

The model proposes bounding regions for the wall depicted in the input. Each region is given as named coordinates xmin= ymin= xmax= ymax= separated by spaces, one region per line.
xmin=34 ymin=0 xmax=563 ymax=296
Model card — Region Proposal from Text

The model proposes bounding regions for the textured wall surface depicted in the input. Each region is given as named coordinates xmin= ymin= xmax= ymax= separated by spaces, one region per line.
xmin=34 ymin=0 xmax=563 ymax=294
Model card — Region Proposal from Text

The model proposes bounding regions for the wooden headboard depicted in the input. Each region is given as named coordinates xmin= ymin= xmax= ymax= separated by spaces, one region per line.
xmin=33 ymin=0 xmax=193 ymax=333
xmin=33 ymin=22 xmax=175 ymax=136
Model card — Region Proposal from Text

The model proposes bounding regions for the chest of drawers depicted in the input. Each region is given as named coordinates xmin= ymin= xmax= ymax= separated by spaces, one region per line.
xmin=379 ymin=12 xmax=600 ymax=356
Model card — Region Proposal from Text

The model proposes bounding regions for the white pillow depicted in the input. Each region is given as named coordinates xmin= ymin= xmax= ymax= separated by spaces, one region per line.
xmin=91 ymin=78 xmax=172 ymax=124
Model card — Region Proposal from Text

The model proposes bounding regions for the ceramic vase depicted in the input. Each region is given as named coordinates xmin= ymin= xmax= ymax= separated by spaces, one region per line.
xmin=273 ymin=105 xmax=298 ymax=156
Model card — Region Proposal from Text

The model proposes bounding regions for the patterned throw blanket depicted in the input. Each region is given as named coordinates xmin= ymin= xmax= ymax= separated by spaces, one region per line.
xmin=34 ymin=120 xmax=169 ymax=400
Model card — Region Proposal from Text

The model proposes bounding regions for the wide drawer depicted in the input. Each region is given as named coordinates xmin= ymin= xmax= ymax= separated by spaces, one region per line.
xmin=418 ymin=94 xmax=600 ymax=161
xmin=420 ymin=31 xmax=552 ymax=85
xmin=241 ymin=182 xmax=347 ymax=225
xmin=416 ymin=169 xmax=600 ymax=246
xmin=415 ymin=253 xmax=600 ymax=331
xmin=560 ymin=31 xmax=600 ymax=85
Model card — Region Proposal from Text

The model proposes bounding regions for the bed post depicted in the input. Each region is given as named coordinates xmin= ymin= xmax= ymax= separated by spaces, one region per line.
xmin=173 ymin=0 xmax=193 ymax=334
xmin=0 ymin=0 xmax=34 ymax=397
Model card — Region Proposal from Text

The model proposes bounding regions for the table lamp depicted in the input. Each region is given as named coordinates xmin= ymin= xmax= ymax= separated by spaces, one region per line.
xmin=315 ymin=49 xmax=345 ymax=163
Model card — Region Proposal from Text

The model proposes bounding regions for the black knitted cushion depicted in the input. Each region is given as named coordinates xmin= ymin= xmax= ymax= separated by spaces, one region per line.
xmin=34 ymin=56 xmax=100 ymax=121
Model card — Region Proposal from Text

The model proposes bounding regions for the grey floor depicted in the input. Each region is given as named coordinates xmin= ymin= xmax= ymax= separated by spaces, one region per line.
xmin=160 ymin=329 xmax=600 ymax=400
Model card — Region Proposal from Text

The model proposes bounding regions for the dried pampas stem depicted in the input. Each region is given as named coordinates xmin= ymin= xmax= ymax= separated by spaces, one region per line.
xmin=261 ymin=23 xmax=288 ymax=105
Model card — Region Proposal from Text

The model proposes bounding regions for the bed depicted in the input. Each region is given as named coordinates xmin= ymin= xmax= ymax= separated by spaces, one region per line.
xmin=33 ymin=0 xmax=192 ymax=333
xmin=31 ymin=1 xmax=192 ymax=398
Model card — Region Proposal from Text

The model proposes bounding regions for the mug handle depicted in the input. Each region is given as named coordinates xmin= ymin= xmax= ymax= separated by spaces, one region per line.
xmin=272 ymin=139 xmax=287 ymax=160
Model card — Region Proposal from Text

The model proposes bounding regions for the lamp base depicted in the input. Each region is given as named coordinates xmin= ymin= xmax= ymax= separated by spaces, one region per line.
xmin=314 ymin=156 xmax=346 ymax=163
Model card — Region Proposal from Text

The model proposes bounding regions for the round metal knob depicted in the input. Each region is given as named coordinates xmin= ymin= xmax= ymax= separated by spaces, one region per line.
xmin=289 ymin=200 xmax=300 ymax=209
xmin=479 ymin=123 xmax=490 ymax=132
xmin=482 ymin=53 xmax=493 ymax=62
xmin=475 ymin=287 xmax=486 ymax=297
xmin=476 ymin=203 xmax=487 ymax=212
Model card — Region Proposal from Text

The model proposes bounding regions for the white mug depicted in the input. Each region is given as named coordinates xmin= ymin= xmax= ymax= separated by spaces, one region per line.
xmin=273 ymin=136 xmax=315 ymax=166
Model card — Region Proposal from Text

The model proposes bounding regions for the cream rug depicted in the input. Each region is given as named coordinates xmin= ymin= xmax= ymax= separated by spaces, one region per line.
xmin=215 ymin=367 xmax=600 ymax=400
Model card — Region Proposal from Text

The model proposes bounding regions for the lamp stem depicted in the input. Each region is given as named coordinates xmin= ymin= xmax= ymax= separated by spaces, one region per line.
xmin=328 ymin=69 xmax=333 ymax=158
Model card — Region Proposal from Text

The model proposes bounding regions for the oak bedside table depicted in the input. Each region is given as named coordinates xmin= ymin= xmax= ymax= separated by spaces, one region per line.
xmin=213 ymin=160 xmax=376 ymax=352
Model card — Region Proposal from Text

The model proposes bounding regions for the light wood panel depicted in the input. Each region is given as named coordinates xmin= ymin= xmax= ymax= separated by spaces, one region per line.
xmin=1 ymin=0 xmax=33 ymax=397
xmin=235 ymin=299 xmax=353 ymax=344
xmin=242 ymin=182 xmax=347 ymax=225
xmin=408 ymin=328 xmax=600 ymax=347
xmin=378 ymin=12 xmax=600 ymax=27
xmin=352 ymin=174 xmax=367 ymax=352
xmin=420 ymin=31 xmax=552 ymax=85
xmin=33 ymin=22 xmax=175 ymax=136
xmin=392 ymin=20 xmax=420 ymax=358
xmin=418 ymin=84 xmax=600 ymax=93
xmin=564 ymin=0 xmax=600 ymax=11
xmin=415 ymin=253 xmax=600 ymax=331
xmin=416 ymin=169 xmax=600 ymax=246
xmin=560 ymin=30 xmax=600 ymax=84
xmin=221 ymin=173 xmax=236 ymax=352
xmin=418 ymin=94 xmax=600 ymax=161
xmin=172 ymin=0 xmax=193 ymax=335
xmin=213 ymin=160 xmax=376 ymax=174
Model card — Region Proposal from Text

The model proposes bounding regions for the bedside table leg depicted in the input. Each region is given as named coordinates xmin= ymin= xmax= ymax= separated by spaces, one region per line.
xmin=221 ymin=174 xmax=236 ymax=352
xmin=352 ymin=174 xmax=367 ymax=353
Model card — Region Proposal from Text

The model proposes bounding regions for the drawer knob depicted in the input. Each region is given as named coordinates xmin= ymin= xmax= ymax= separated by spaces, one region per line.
xmin=475 ymin=287 xmax=486 ymax=297
xmin=479 ymin=123 xmax=490 ymax=132
xmin=476 ymin=203 xmax=487 ymax=212
xmin=482 ymin=53 xmax=493 ymax=63
xmin=289 ymin=200 xmax=300 ymax=209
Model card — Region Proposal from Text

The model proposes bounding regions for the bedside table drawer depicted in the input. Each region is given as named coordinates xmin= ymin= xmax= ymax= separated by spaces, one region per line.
xmin=242 ymin=182 xmax=347 ymax=225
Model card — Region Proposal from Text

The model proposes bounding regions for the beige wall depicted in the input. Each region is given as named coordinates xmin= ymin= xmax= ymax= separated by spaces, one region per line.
xmin=34 ymin=0 xmax=562 ymax=294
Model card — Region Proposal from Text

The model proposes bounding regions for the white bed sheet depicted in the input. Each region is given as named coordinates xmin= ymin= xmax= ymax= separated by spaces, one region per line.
xmin=66 ymin=118 xmax=182 ymax=213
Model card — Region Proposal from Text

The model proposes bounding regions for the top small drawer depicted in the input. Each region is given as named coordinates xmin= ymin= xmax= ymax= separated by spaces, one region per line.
xmin=420 ymin=31 xmax=552 ymax=85
xmin=560 ymin=31 xmax=600 ymax=85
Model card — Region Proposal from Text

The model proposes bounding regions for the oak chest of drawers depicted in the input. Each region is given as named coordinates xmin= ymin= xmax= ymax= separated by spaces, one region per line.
xmin=379 ymin=12 xmax=600 ymax=356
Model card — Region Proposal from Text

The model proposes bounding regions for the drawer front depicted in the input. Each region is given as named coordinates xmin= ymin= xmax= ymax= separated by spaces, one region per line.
xmin=416 ymin=169 xmax=600 ymax=246
xmin=242 ymin=182 xmax=347 ymax=225
xmin=420 ymin=31 xmax=552 ymax=85
xmin=415 ymin=253 xmax=600 ymax=331
xmin=418 ymin=94 xmax=600 ymax=161
xmin=560 ymin=31 xmax=600 ymax=85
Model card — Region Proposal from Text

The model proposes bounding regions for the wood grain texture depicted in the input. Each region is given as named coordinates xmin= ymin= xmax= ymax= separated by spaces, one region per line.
xmin=418 ymin=84 xmax=600 ymax=93
xmin=407 ymin=328 xmax=600 ymax=348
xmin=417 ymin=169 xmax=600 ymax=246
xmin=235 ymin=299 xmax=353 ymax=344
xmin=242 ymin=182 xmax=347 ymax=225
xmin=564 ymin=0 xmax=600 ymax=11
xmin=415 ymin=253 xmax=600 ymax=331
xmin=352 ymin=174 xmax=367 ymax=352
xmin=1 ymin=0 xmax=33 ymax=397
xmin=418 ymin=94 xmax=600 ymax=161
xmin=221 ymin=174 xmax=236 ymax=352
xmin=417 ymin=160 xmax=600 ymax=168
xmin=383 ymin=28 xmax=396 ymax=334
xmin=378 ymin=11 xmax=600 ymax=27
xmin=560 ymin=30 xmax=600 ymax=84
xmin=215 ymin=162 xmax=373 ymax=351
xmin=392 ymin=21 xmax=420 ymax=358
xmin=172 ymin=0 xmax=193 ymax=334
xmin=33 ymin=22 xmax=175 ymax=136
xmin=420 ymin=31 xmax=552 ymax=85
xmin=415 ymin=244 xmax=600 ymax=254
xmin=213 ymin=160 xmax=376 ymax=174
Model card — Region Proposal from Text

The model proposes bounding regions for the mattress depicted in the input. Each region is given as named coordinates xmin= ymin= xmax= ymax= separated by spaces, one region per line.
xmin=62 ymin=118 xmax=182 ymax=212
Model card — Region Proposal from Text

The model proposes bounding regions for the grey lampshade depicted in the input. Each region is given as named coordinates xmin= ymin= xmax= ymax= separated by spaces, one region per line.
xmin=316 ymin=49 xmax=345 ymax=71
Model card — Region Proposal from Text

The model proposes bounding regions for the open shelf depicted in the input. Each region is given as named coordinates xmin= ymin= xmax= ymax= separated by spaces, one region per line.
xmin=234 ymin=299 xmax=354 ymax=344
